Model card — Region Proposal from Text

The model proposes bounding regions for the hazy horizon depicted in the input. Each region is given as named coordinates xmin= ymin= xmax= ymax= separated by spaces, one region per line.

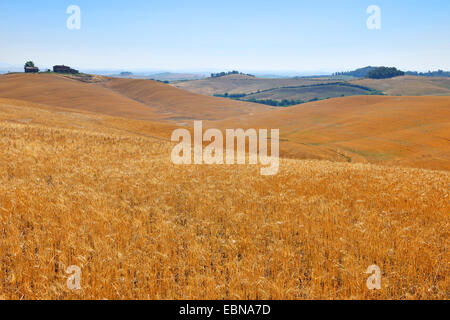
xmin=0 ymin=63 xmax=380 ymax=76
xmin=3 ymin=63 xmax=448 ymax=76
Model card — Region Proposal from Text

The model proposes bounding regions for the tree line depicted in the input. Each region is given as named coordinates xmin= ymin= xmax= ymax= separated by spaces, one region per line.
xmin=366 ymin=67 xmax=404 ymax=79
xmin=210 ymin=71 xmax=255 ymax=78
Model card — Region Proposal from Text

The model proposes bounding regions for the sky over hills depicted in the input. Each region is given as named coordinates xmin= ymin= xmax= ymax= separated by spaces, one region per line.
xmin=1 ymin=0 xmax=449 ymax=72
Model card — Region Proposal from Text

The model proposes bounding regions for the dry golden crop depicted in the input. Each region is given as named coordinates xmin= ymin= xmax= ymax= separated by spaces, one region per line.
xmin=0 ymin=99 xmax=449 ymax=300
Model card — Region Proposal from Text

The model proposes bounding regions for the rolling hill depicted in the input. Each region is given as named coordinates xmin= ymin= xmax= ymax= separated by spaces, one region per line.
xmin=0 ymin=73 xmax=270 ymax=122
xmin=239 ymin=83 xmax=379 ymax=103
xmin=0 ymin=73 xmax=160 ymax=120
xmin=213 ymin=95 xmax=450 ymax=171
xmin=350 ymin=76 xmax=450 ymax=96
xmin=174 ymin=74 xmax=340 ymax=96
xmin=175 ymin=74 xmax=450 ymax=102
xmin=99 ymin=77 xmax=271 ymax=121
xmin=1 ymin=73 xmax=449 ymax=171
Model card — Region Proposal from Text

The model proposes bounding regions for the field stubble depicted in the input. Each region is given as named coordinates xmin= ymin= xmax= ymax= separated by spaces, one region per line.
xmin=0 ymin=100 xmax=448 ymax=300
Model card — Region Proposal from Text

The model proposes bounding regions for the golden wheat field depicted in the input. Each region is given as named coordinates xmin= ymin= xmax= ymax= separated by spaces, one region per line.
xmin=0 ymin=98 xmax=448 ymax=300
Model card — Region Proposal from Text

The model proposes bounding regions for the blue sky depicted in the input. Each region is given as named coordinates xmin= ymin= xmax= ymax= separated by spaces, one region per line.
xmin=0 ymin=0 xmax=449 ymax=72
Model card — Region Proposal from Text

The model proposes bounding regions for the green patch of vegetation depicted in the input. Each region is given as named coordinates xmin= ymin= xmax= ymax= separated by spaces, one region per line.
xmin=367 ymin=67 xmax=404 ymax=79
xmin=243 ymin=98 xmax=307 ymax=107
xmin=333 ymin=66 xmax=377 ymax=78
xmin=150 ymin=79 xmax=170 ymax=84
xmin=214 ymin=93 xmax=247 ymax=99
xmin=210 ymin=70 xmax=255 ymax=78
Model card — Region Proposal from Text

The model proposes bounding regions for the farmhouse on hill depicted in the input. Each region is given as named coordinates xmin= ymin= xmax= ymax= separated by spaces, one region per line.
xmin=53 ymin=65 xmax=79 ymax=74
xmin=24 ymin=66 xmax=39 ymax=73
xmin=24 ymin=61 xmax=39 ymax=73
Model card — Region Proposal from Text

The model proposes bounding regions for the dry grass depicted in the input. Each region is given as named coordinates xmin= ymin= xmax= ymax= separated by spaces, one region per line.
xmin=351 ymin=76 xmax=450 ymax=96
xmin=0 ymin=99 xmax=448 ymax=300
xmin=101 ymin=77 xmax=271 ymax=121
xmin=214 ymin=95 xmax=450 ymax=171
xmin=0 ymin=74 xmax=270 ymax=122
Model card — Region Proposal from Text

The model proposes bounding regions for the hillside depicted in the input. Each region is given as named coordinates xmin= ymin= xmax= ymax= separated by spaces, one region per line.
xmin=0 ymin=73 xmax=159 ymax=120
xmin=100 ymin=77 xmax=270 ymax=121
xmin=0 ymin=97 xmax=448 ymax=299
xmin=239 ymin=83 xmax=378 ymax=104
xmin=176 ymin=74 xmax=450 ymax=100
xmin=213 ymin=95 xmax=450 ymax=171
xmin=174 ymin=74 xmax=339 ymax=96
xmin=0 ymin=73 xmax=270 ymax=122
xmin=1 ymin=73 xmax=449 ymax=171
xmin=351 ymin=76 xmax=450 ymax=96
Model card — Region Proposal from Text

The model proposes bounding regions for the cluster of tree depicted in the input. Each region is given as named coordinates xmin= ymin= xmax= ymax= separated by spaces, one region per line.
xmin=333 ymin=66 xmax=377 ymax=78
xmin=405 ymin=70 xmax=450 ymax=77
xmin=24 ymin=61 xmax=40 ymax=73
xmin=210 ymin=71 xmax=255 ymax=78
xmin=149 ymin=79 xmax=170 ymax=84
xmin=245 ymin=98 xmax=306 ymax=107
xmin=366 ymin=67 xmax=404 ymax=79
xmin=334 ymin=66 xmax=405 ymax=79
xmin=214 ymin=93 xmax=247 ymax=99
xmin=24 ymin=61 xmax=35 ymax=68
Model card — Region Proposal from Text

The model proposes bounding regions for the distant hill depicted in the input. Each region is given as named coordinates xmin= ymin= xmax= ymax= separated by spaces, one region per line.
xmin=174 ymin=74 xmax=340 ymax=96
xmin=147 ymin=72 xmax=207 ymax=81
xmin=405 ymin=70 xmax=450 ymax=77
xmin=1 ymin=74 xmax=449 ymax=170
xmin=111 ymin=72 xmax=205 ymax=81
xmin=335 ymin=66 xmax=449 ymax=78
xmin=0 ymin=62 xmax=22 ymax=73
xmin=215 ymin=95 xmax=450 ymax=170
xmin=350 ymin=76 xmax=450 ymax=96
xmin=215 ymin=83 xmax=382 ymax=106
xmin=0 ymin=73 xmax=269 ymax=121
xmin=176 ymin=73 xmax=450 ymax=105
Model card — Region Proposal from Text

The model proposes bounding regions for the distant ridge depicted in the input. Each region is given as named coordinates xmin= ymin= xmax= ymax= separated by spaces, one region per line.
xmin=334 ymin=66 xmax=450 ymax=78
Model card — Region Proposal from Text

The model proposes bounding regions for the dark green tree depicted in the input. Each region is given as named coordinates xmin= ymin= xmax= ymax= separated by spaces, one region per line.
xmin=367 ymin=67 xmax=404 ymax=79
xmin=24 ymin=61 xmax=35 ymax=68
